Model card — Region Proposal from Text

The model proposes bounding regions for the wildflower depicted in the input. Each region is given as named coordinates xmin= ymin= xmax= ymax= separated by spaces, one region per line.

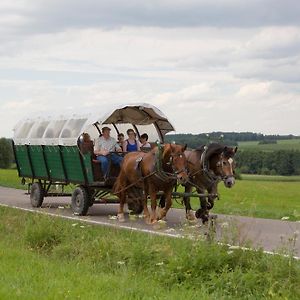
xmin=156 ymin=262 xmax=164 ymax=266
xmin=281 ymin=216 xmax=290 ymax=220
xmin=71 ymin=223 xmax=78 ymax=227
xmin=228 ymin=245 xmax=240 ymax=250
xmin=117 ymin=261 xmax=125 ymax=265
xmin=80 ymin=225 xmax=85 ymax=228
xmin=221 ymin=222 xmax=229 ymax=228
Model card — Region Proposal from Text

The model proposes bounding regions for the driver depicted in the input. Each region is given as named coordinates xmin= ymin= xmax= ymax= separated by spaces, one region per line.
xmin=94 ymin=127 xmax=123 ymax=178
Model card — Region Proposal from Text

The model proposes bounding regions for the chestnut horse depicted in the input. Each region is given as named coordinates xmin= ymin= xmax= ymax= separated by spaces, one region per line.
xmin=183 ymin=143 xmax=238 ymax=223
xmin=113 ymin=143 xmax=188 ymax=223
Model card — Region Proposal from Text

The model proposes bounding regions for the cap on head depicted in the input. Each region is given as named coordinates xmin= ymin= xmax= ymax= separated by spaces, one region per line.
xmin=102 ymin=126 xmax=111 ymax=133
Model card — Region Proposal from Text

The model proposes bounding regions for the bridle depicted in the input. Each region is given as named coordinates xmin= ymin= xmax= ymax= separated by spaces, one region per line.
xmin=200 ymin=146 xmax=235 ymax=185
xmin=154 ymin=144 xmax=187 ymax=182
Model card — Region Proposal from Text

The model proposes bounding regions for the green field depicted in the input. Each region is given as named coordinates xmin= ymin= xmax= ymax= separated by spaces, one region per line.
xmin=238 ymin=139 xmax=300 ymax=151
xmin=1 ymin=169 xmax=300 ymax=221
xmin=0 ymin=206 xmax=299 ymax=299
xmin=175 ymin=174 xmax=300 ymax=221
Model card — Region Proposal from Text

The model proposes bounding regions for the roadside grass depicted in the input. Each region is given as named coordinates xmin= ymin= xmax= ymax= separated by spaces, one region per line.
xmin=0 ymin=168 xmax=26 ymax=190
xmin=238 ymin=139 xmax=300 ymax=151
xmin=0 ymin=206 xmax=299 ymax=300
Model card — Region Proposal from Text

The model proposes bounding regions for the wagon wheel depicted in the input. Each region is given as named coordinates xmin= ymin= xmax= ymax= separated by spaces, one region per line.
xmin=30 ymin=182 xmax=44 ymax=207
xmin=71 ymin=186 xmax=91 ymax=216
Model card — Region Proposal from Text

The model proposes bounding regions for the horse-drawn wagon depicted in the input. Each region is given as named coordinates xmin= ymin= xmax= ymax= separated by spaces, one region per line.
xmin=12 ymin=104 xmax=178 ymax=215
xmin=12 ymin=103 xmax=237 ymax=222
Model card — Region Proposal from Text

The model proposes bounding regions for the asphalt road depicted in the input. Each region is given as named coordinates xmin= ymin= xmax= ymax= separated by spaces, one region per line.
xmin=0 ymin=186 xmax=299 ymax=258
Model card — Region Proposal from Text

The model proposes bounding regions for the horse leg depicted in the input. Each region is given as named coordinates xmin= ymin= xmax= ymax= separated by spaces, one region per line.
xmin=183 ymin=184 xmax=195 ymax=221
xmin=149 ymin=187 xmax=158 ymax=224
xmin=195 ymin=187 xmax=210 ymax=224
xmin=117 ymin=191 xmax=126 ymax=222
xmin=142 ymin=184 xmax=151 ymax=224
xmin=158 ymin=188 xmax=173 ymax=220
xmin=207 ymin=184 xmax=218 ymax=210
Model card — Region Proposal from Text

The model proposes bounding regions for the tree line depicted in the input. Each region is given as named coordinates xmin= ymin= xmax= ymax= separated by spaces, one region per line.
xmin=165 ymin=132 xmax=300 ymax=176
xmin=1 ymin=135 xmax=300 ymax=176
xmin=165 ymin=132 xmax=299 ymax=148
xmin=236 ymin=150 xmax=300 ymax=176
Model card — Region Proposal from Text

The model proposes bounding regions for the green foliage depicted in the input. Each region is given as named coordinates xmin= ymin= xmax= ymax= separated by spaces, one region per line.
xmin=0 ymin=138 xmax=13 ymax=169
xmin=0 ymin=206 xmax=299 ymax=299
xmin=236 ymin=150 xmax=300 ymax=176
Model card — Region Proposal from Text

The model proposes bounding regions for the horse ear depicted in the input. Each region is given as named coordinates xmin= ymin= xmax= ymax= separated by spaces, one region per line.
xmin=234 ymin=146 xmax=238 ymax=153
xmin=223 ymin=146 xmax=228 ymax=153
xmin=183 ymin=144 xmax=187 ymax=151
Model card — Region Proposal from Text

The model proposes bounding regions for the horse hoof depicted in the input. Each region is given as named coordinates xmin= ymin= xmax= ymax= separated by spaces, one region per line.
xmin=186 ymin=211 xmax=196 ymax=222
xmin=117 ymin=213 xmax=125 ymax=222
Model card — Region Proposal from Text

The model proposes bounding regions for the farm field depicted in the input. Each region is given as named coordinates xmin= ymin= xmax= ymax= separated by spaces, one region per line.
xmin=1 ymin=169 xmax=300 ymax=221
xmin=238 ymin=139 xmax=300 ymax=151
xmin=0 ymin=206 xmax=299 ymax=299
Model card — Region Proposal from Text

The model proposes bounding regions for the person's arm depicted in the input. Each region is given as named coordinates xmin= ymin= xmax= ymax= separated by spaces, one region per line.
xmin=136 ymin=140 xmax=140 ymax=151
xmin=122 ymin=141 xmax=127 ymax=152
xmin=115 ymin=142 xmax=122 ymax=153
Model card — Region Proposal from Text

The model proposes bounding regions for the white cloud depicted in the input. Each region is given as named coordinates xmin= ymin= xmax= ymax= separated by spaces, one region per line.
xmin=0 ymin=2 xmax=300 ymax=137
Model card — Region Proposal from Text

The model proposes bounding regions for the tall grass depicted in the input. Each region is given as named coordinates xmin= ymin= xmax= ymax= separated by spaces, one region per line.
xmin=0 ymin=206 xmax=299 ymax=299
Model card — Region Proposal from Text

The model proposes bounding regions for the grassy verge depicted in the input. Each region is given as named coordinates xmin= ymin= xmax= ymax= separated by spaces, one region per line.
xmin=0 ymin=168 xmax=26 ymax=189
xmin=0 ymin=206 xmax=299 ymax=299
xmin=1 ymin=169 xmax=300 ymax=221
xmin=178 ymin=179 xmax=300 ymax=221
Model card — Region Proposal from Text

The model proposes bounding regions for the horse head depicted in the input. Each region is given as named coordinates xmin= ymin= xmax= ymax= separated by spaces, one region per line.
xmin=209 ymin=145 xmax=238 ymax=188
xmin=162 ymin=143 xmax=188 ymax=184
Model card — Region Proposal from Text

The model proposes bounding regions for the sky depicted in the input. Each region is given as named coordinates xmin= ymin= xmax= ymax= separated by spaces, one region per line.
xmin=1 ymin=0 xmax=300 ymax=137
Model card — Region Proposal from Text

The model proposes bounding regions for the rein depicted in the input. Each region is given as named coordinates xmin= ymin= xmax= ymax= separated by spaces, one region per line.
xmin=195 ymin=146 xmax=233 ymax=186
xmin=114 ymin=143 xmax=184 ymax=195
xmin=153 ymin=143 xmax=183 ymax=182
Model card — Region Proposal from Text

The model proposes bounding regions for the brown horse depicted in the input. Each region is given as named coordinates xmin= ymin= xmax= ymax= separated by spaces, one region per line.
xmin=113 ymin=143 xmax=188 ymax=223
xmin=181 ymin=143 xmax=237 ymax=223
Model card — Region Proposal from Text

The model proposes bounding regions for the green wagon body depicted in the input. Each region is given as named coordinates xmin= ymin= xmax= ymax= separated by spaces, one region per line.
xmin=12 ymin=104 xmax=177 ymax=215
xmin=14 ymin=144 xmax=94 ymax=185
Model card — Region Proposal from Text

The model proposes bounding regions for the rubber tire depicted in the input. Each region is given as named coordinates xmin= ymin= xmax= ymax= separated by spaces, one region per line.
xmin=30 ymin=182 xmax=44 ymax=208
xmin=71 ymin=186 xmax=91 ymax=216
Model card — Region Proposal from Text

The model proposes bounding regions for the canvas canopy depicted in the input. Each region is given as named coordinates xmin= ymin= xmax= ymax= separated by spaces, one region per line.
xmin=13 ymin=103 xmax=175 ymax=146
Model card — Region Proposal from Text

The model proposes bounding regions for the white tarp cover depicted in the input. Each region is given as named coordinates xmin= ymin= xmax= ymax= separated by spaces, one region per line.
xmin=13 ymin=103 xmax=175 ymax=145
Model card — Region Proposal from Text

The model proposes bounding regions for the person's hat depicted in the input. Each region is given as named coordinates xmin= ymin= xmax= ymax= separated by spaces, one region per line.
xmin=102 ymin=126 xmax=111 ymax=132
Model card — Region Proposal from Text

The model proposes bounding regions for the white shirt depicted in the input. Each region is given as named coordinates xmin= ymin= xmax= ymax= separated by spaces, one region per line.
xmin=94 ymin=136 xmax=121 ymax=152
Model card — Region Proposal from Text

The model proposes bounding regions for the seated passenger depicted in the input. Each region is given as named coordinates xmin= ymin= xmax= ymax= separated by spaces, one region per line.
xmin=117 ymin=133 xmax=125 ymax=151
xmin=123 ymin=129 xmax=140 ymax=152
xmin=94 ymin=127 xmax=123 ymax=178
xmin=139 ymin=133 xmax=151 ymax=149
xmin=79 ymin=133 xmax=94 ymax=154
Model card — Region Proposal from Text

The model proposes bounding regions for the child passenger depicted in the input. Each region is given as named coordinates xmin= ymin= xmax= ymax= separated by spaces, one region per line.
xmin=139 ymin=133 xmax=151 ymax=149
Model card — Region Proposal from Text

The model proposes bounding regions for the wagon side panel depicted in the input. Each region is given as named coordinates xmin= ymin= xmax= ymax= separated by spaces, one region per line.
xmin=14 ymin=145 xmax=33 ymax=178
xmin=83 ymin=152 xmax=94 ymax=184
xmin=61 ymin=146 xmax=86 ymax=184
xmin=44 ymin=146 xmax=67 ymax=182
xmin=28 ymin=145 xmax=49 ymax=179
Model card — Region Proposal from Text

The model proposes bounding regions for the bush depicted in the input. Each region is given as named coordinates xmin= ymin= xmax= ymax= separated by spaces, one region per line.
xmin=0 ymin=138 xmax=13 ymax=169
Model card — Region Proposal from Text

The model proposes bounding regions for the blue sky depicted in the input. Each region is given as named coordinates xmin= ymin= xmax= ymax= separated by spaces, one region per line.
xmin=1 ymin=0 xmax=300 ymax=137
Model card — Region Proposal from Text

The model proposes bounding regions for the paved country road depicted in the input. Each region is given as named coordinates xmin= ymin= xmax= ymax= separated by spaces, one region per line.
xmin=0 ymin=186 xmax=299 ymax=258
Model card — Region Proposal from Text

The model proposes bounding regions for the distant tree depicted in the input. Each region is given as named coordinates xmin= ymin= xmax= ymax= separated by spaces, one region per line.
xmin=0 ymin=138 xmax=13 ymax=169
